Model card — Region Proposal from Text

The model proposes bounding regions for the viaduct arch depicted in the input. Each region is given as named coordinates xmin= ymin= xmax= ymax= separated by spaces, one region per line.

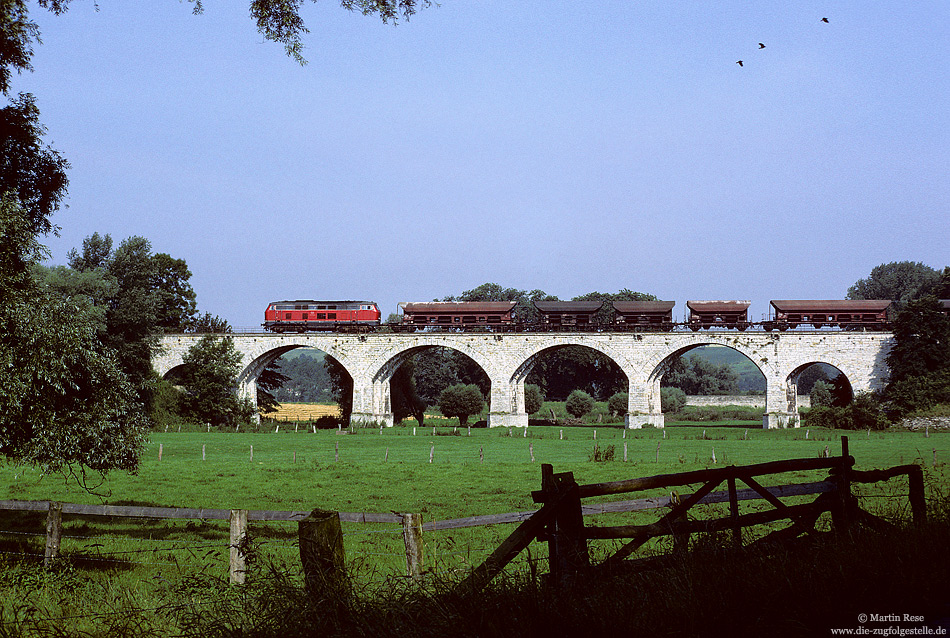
xmin=154 ymin=331 xmax=893 ymax=429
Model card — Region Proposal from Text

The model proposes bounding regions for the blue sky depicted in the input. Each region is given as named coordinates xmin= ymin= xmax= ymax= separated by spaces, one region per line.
xmin=13 ymin=1 xmax=949 ymax=328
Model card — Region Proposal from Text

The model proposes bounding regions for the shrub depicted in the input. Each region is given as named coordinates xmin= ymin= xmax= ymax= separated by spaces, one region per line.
xmin=438 ymin=384 xmax=485 ymax=427
xmin=565 ymin=390 xmax=595 ymax=419
xmin=660 ymin=387 xmax=686 ymax=413
xmin=810 ymin=380 xmax=833 ymax=408
xmin=524 ymin=384 xmax=543 ymax=415
xmin=806 ymin=393 xmax=889 ymax=430
xmin=608 ymin=392 xmax=628 ymax=416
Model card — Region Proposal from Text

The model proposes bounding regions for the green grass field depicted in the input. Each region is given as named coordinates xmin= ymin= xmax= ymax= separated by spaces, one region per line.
xmin=1 ymin=423 xmax=947 ymax=635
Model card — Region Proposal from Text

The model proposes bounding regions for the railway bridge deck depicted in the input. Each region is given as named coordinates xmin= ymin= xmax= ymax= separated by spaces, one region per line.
xmin=155 ymin=331 xmax=893 ymax=429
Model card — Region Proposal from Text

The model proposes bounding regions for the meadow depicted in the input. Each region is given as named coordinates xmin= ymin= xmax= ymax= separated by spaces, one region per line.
xmin=1 ymin=417 xmax=948 ymax=635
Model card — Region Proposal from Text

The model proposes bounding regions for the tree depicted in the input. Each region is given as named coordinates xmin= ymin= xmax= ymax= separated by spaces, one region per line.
xmin=324 ymin=356 xmax=353 ymax=424
xmin=391 ymin=359 xmax=427 ymax=425
xmin=524 ymin=384 xmax=543 ymax=415
xmin=67 ymin=232 xmax=112 ymax=272
xmin=607 ymin=392 xmax=628 ymax=417
xmin=179 ymin=335 xmax=253 ymax=427
xmin=5 ymin=1 xmax=431 ymax=75
xmin=565 ymin=390 xmax=594 ymax=419
xmin=189 ymin=312 xmax=232 ymax=333
xmin=809 ymin=380 xmax=833 ymax=409
xmin=847 ymin=261 xmax=940 ymax=304
xmin=151 ymin=252 xmax=198 ymax=332
xmin=884 ymin=296 xmax=950 ymax=417
xmin=0 ymin=197 xmax=149 ymax=477
xmin=660 ymin=387 xmax=686 ymax=413
xmin=662 ymin=355 xmax=739 ymax=395
xmin=886 ymin=296 xmax=950 ymax=384
xmin=438 ymin=384 xmax=484 ymax=427
xmin=256 ymin=359 xmax=289 ymax=415
xmin=571 ymin=289 xmax=658 ymax=325
xmin=0 ymin=93 xmax=69 ymax=236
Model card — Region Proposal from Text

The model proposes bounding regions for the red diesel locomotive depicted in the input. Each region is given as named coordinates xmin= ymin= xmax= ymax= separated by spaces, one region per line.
xmin=263 ymin=300 xmax=381 ymax=333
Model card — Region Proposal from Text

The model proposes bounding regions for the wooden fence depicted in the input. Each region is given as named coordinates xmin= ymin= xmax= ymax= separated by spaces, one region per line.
xmin=457 ymin=436 xmax=926 ymax=593
xmin=0 ymin=436 xmax=927 ymax=590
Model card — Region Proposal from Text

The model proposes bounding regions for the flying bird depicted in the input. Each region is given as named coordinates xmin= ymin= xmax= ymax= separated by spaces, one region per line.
xmin=736 ymin=60 xmax=743 ymax=66
xmin=758 ymin=42 xmax=766 ymax=49
xmin=821 ymin=17 xmax=829 ymax=23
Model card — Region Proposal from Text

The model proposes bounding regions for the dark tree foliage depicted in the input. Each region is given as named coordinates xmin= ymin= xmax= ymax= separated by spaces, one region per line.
xmin=412 ymin=347 xmax=489 ymax=406
xmin=256 ymin=359 xmax=289 ymax=415
xmin=931 ymin=267 xmax=950 ymax=299
xmin=180 ymin=335 xmax=253 ymax=427
xmin=442 ymin=282 xmax=555 ymax=325
xmin=5 ymin=0 xmax=430 ymax=72
xmin=0 ymin=93 xmax=69 ymax=236
xmin=796 ymin=363 xmax=832 ymax=396
xmin=152 ymin=252 xmax=198 ymax=332
xmin=571 ymin=289 xmax=658 ymax=325
xmin=390 ymin=359 xmax=426 ymax=425
xmin=807 ymin=393 xmax=889 ymax=431
xmin=829 ymin=374 xmax=853 ymax=407
xmin=0 ymin=198 xmax=149 ymax=476
xmin=662 ymin=354 xmax=739 ymax=395
xmin=526 ymin=346 xmax=625 ymax=400
xmin=438 ymin=384 xmax=484 ymax=427
xmin=660 ymin=387 xmax=686 ymax=413
xmin=67 ymin=232 xmax=112 ymax=272
xmin=189 ymin=312 xmax=232 ymax=333
xmin=272 ymin=352 xmax=333 ymax=403
xmin=886 ymin=296 xmax=950 ymax=383
xmin=0 ymin=1 xmax=38 ymax=94
xmin=809 ymin=380 xmax=833 ymax=409
xmin=884 ymin=296 xmax=950 ymax=417
xmin=69 ymin=233 xmax=199 ymax=397
xmin=524 ymin=384 xmax=543 ymax=415
xmin=607 ymin=392 xmax=628 ymax=417
xmin=847 ymin=261 xmax=940 ymax=304
xmin=324 ymin=355 xmax=353 ymax=423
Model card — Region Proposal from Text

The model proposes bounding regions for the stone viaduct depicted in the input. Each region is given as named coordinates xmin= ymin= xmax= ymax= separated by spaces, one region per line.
xmin=154 ymin=331 xmax=893 ymax=429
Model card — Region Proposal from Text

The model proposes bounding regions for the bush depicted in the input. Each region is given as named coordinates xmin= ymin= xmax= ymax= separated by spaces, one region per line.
xmin=810 ymin=380 xmax=833 ymax=408
xmin=438 ymin=384 xmax=485 ymax=427
xmin=607 ymin=392 xmax=628 ymax=416
xmin=660 ymin=387 xmax=686 ymax=413
xmin=565 ymin=390 xmax=594 ymax=418
xmin=806 ymin=393 xmax=889 ymax=430
xmin=524 ymin=384 xmax=543 ymax=415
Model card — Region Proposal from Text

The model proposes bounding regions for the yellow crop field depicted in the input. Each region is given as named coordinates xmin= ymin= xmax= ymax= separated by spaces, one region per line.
xmin=270 ymin=403 xmax=340 ymax=421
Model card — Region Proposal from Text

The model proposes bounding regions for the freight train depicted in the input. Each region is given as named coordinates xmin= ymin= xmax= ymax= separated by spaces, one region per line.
xmin=261 ymin=298 xmax=929 ymax=333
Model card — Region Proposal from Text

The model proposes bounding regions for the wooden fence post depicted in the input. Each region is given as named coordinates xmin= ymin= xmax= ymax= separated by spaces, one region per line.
xmin=229 ymin=509 xmax=248 ymax=584
xmin=908 ymin=465 xmax=927 ymax=527
xmin=299 ymin=509 xmax=347 ymax=597
xmin=539 ymin=464 xmax=589 ymax=587
xmin=402 ymin=513 xmax=424 ymax=581
xmin=727 ymin=476 xmax=741 ymax=549
xmin=832 ymin=436 xmax=853 ymax=531
xmin=44 ymin=501 xmax=62 ymax=569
